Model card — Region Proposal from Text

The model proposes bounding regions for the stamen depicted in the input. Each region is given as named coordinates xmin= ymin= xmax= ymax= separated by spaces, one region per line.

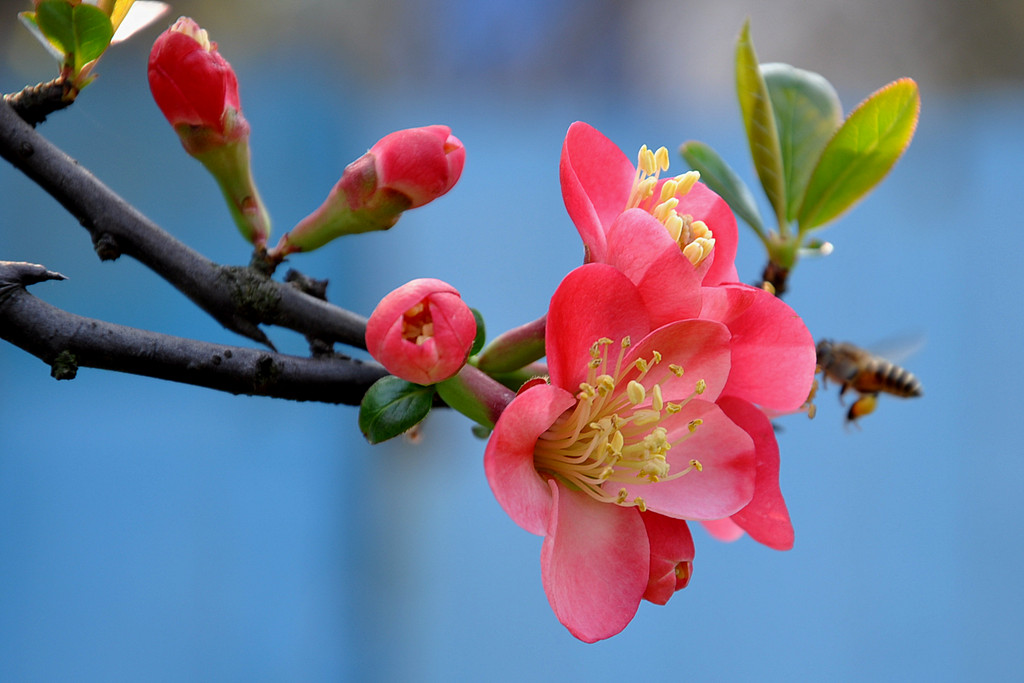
xmin=534 ymin=337 xmax=707 ymax=511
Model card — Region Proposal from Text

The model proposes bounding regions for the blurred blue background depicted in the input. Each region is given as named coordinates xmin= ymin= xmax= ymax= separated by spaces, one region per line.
xmin=2 ymin=0 xmax=1022 ymax=680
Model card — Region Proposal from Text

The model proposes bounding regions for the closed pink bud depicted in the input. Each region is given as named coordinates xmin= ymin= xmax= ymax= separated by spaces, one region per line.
xmin=366 ymin=279 xmax=477 ymax=386
xmin=148 ymin=17 xmax=248 ymax=153
xmin=369 ymin=125 xmax=465 ymax=209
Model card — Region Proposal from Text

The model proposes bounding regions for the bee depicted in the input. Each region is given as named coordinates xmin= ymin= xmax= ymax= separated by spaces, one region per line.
xmin=815 ymin=339 xmax=923 ymax=423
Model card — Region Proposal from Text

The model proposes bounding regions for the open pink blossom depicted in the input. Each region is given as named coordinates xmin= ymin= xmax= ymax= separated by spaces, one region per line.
xmin=560 ymin=121 xmax=738 ymax=285
xmin=485 ymin=263 xmax=759 ymax=642
xmin=366 ymin=278 xmax=476 ymax=385
xmin=560 ymin=122 xmax=817 ymax=415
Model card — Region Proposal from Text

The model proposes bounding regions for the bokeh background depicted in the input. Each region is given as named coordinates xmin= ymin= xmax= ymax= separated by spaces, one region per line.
xmin=2 ymin=0 xmax=1022 ymax=680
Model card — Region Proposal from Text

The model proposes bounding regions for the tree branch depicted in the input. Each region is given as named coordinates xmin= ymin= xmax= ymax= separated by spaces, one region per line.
xmin=0 ymin=261 xmax=387 ymax=404
xmin=0 ymin=95 xmax=369 ymax=350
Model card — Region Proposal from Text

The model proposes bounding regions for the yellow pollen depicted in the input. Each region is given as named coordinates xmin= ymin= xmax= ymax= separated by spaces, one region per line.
xmin=688 ymin=418 xmax=703 ymax=433
xmin=669 ymin=364 xmax=684 ymax=377
xmin=695 ymin=379 xmax=707 ymax=394
xmin=626 ymin=146 xmax=715 ymax=267
xmin=533 ymin=338 xmax=706 ymax=512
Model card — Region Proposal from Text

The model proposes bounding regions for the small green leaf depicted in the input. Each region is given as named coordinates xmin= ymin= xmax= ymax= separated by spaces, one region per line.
xmin=680 ymin=140 xmax=765 ymax=237
xmin=358 ymin=376 xmax=436 ymax=444
xmin=735 ymin=20 xmax=787 ymax=231
xmin=35 ymin=1 xmax=113 ymax=76
xmin=797 ymin=78 xmax=920 ymax=232
xmin=35 ymin=1 xmax=76 ymax=56
xmin=470 ymin=308 xmax=486 ymax=356
xmin=762 ymin=63 xmax=843 ymax=222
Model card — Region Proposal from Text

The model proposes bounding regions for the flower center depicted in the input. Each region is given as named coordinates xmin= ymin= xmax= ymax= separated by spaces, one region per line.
xmin=534 ymin=337 xmax=707 ymax=511
xmin=625 ymin=145 xmax=716 ymax=268
xmin=401 ymin=301 xmax=434 ymax=345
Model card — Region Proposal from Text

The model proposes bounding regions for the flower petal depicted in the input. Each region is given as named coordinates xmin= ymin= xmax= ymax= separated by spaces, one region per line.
xmin=625 ymin=319 xmax=732 ymax=403
xmin=541 ymin=480 xmax=648 ymax=643
xmin=700 ymin=283 xmax=817 ymax=412
xmin=640 ymin=512 xmax=694 ymax=605
xmin=700 ymin=517 xmax=745 ymax=542
xmin=718 ymin=396 xmax=794 ymax=550
xmin=484 ymin=384 xmax=575 ymax=536
xmin=546 ymin=264 xmax=650 ymax=392
xmin=605 ymin=209 xmax=703 ymax=325
xmin=560 ymin=122 xmax=636 ymax=263
xmin=617 ymin=400 xmax=755 ymax=520
xmin=678 ymin=182 xmax=739 ymax=286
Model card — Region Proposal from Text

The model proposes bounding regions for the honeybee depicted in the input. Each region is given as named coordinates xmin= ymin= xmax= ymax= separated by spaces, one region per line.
xmin=815 ymin=339 xmax=923 ymax=423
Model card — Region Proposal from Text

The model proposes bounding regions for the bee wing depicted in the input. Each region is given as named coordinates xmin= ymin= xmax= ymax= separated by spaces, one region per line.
xmin=868 ymin=333 xmax=926 ymax=364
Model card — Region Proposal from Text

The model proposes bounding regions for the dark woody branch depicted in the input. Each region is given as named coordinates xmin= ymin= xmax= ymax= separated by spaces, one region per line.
xmin=0 ymin=261 xmax=387 ymax=404
xmin=0 ymin=95 xmax=368 ymax=350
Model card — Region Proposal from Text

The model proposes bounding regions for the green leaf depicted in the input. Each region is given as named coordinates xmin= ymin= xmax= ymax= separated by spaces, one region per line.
xmin=680 ymin=140 xmax=765 ymax=237
xmin=797 ymin=78 xmax=920 ymax=232
xmin=762 ymin=63 xmax=843 ymax=222
xmin=35 ymin=1 xmax=113 ymax=75
xmin=358 ymin=376 xmax=436 ymax=444
xmin=470 ymin=308 xmax=486 ymax=356
xmin=735 ymin=20 xmax=787 ymax=231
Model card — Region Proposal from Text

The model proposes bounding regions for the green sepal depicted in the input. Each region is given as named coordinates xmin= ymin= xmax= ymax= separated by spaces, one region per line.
xmin=797 ymin=78 xmax=920 ymax=233
xmin=358 ymin=375 xmax=436 ymax=444
xmin=35 ymin=1 xmax=113 ymax=76
xmin=469 ymin=308 xmax=486 ymax=356
xmin=735 ymin=19 xmax=786 ymax=231
xmin=680 ymin=140 xmax=765 ymax=237
xmin=761 ymin=62 xmax=843 ymax=222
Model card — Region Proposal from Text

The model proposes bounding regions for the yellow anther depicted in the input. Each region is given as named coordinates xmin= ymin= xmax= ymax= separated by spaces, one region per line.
xmin=634 ymin=496 xmax=648 ymax=512
xmin=669 ymin=364 xmax=684 ymax=377
xmin=633 ymin=409 xmax=662 ymax=426
xmin=690 ymin=459 xmax=703 ymax=472
xmin=695 ymin=379 xmax=707 ymax=394
xmin=634 ymin=358 xmax=649 ymax=373
xmin=610 ymin=430 xmax=624 ymax=454
xmin=616 ymin=488 xmax=629 ymax=504
xmin=621 ymin=336 xmax=631 ymax=348
xmin=652 ymin=384 xmax=664 ymax=412
xmin=588 ymin=357 xmax=602 ymax=369
xmin=627 ymin=380 xmax=646 ymax=405
xmin=651 ymin=350 xmax=662 ymax=364
xmin=665 ymin=402 xmax=682 ymax=414
xmin=654 ymin=147 xmax=670 ymax=171
xmin=687 ymin=418 xmax=703 ymax=433
xmin=676 ymin=170 xmax=700 ymax=195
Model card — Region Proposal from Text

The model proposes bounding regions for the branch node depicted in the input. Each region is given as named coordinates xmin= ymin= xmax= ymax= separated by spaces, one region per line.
xmin=50 ymin=349 xmax=78 ymax=380
xmin=92 ymin=232 xmax=122 ymax=261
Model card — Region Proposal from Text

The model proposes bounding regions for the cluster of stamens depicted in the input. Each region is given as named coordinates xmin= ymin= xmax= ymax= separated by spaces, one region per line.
xmin=533 ymin=337 xmax=707 ymax=511
xmin=625 ymin=145 xmax=716 ymax=267
xmin=401 ymin=302 xmax=434 ymax=345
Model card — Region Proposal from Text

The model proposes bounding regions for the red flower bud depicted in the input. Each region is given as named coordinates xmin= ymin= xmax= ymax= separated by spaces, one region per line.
xmin=268 ymin=126 xmax=465 ymax=259
xmin=369 ymin=125 xmax=465 ymax=209
xmin=147 ymin=16 xmax=248 ymax=153
xmin=366 ymin=279 xmax=477 ymax=386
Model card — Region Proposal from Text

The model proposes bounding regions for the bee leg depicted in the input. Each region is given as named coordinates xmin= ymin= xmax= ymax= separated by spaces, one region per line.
xmin=846 ymin=393 xmax=878 ymax=423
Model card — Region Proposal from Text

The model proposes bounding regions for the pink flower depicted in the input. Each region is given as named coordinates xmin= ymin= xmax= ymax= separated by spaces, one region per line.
xmin=269 ymin=126 xmax=465 ymax=258
xmin=559 ymin=122 xmax=816 ymax=416
xmin=485 ymin=263 xmax=760 ymax=642
xmin=560 ymin=121 xmax=738 ymax=285
xmin=366 ymin=278 xmax=477 ymax=386
xmin=148 ymin=17 xmax=248 ymax=154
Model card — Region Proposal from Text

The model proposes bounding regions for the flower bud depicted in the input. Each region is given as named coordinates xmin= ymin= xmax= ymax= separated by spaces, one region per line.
xmin=268 ymin=126 xmax=464 ymax=259
xmin=148 ymin=17 xmax=270 ymax=246
xmin=366 ymin=279 xmax=477 ymax=386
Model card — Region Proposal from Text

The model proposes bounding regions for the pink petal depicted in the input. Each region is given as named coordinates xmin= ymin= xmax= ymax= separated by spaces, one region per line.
xmin=700 ymin=517 xmax=746 ymax=542
xmin=541 ymin=480 xmax=648 ymax=643
xmin=546 ymin=264 xmax=650 ymax=392
xmin=560 ymin=122 xmax=636 ymax=263
xmin=678 ymin=183 xmax=739 ymax=286
xmin=605 ymin=209 xmax=703 ymax=325
xmin=484 ymin=384 xmax=575 ymax=536
xmin=718 ymin=396 xmax=794 ymax=550
xmin=617 ymin=400 xmax=755 ymax=520
xmin=625 ymin=319 xmax=732 ymax=403
xmin=700 ymin=283 xmax=817 ymax=412
xmin=640 ymin=512 xmax=695 ymax=605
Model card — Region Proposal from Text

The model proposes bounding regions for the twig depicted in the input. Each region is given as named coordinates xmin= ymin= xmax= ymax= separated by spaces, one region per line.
xmin=0 ymin=261 xmax=386 ymax=404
